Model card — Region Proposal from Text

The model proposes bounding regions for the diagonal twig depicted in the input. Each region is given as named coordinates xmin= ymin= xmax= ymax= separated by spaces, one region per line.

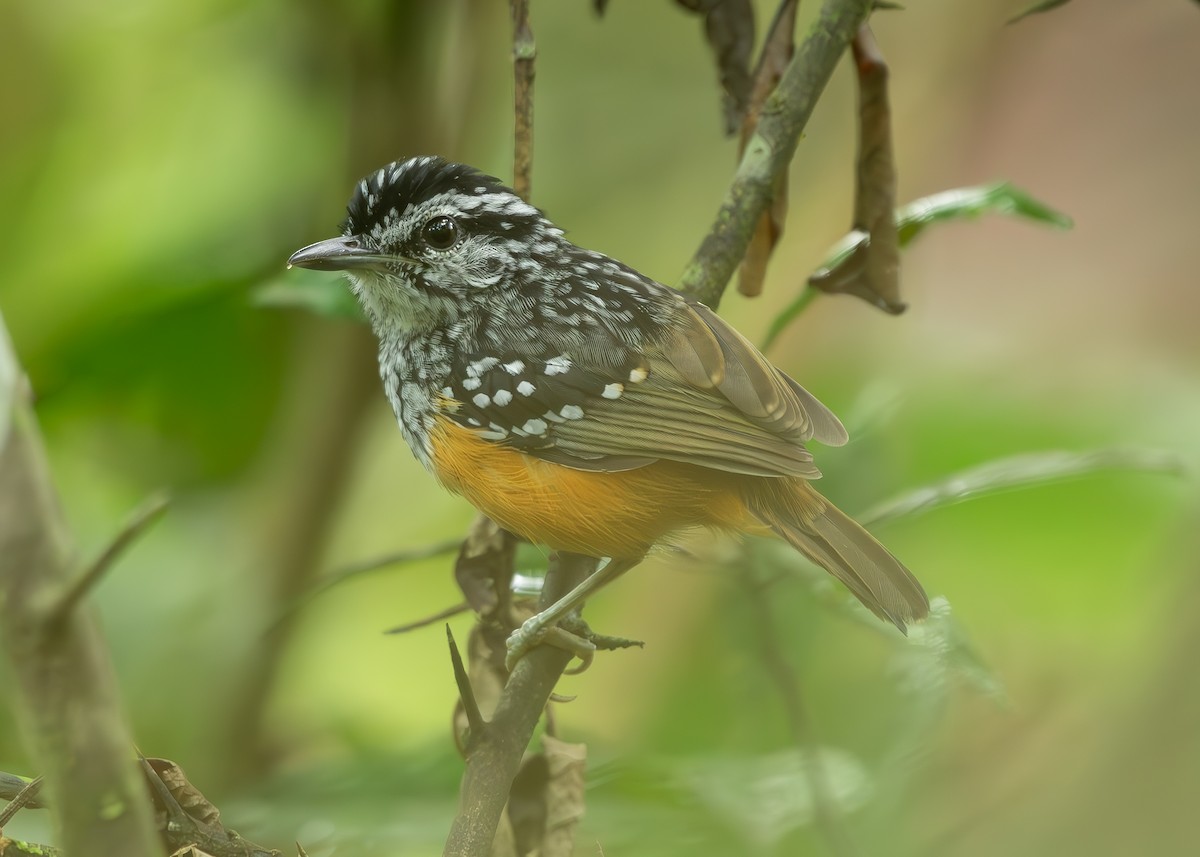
xmin=386 ymin=601 xmax=470 ymax=635
xmin=447 ymin=623 xmax=486 ymax=746
xmin=0 ymin=776 xmax=43 ymax=830
xmin=46 ymin=492 xmax=169 ymax=626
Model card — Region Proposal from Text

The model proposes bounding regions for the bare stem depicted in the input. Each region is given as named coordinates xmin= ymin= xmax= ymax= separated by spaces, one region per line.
xmin=510 ymin=0 xmax=536 ymax=199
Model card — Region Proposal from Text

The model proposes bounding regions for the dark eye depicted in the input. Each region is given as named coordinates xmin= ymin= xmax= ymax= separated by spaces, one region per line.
xmin=421 ymin=215 xmax=460 ymax=251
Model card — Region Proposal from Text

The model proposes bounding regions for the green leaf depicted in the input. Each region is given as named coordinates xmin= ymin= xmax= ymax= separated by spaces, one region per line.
xmin=861 ymin=447 xmax=1184 ymax=527
xmin=894 ymin=181 xmax=1072 ymax=247
xmin=676 ymin=748 xmax=873 ymax=848
xmin=763 ymin=182 xmax=1072 ymax=351
xmin=1007 ymin=0 xmax=1073 ymax=25
xmin=894 ymin=597 xmax=1006 ymax=703
xmin=253 ymin=268 xmax=365 ymax=322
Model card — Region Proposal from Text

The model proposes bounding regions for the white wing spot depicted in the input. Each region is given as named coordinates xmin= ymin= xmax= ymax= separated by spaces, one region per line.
xmin=560 ymin=405 xmax=584 ymax=420
xmin=517 ymin=381 xmax=536 ymax=396
xmin=522 ymin=418 xmax=548 ymax=435
xmin=544 ymin=356 xmax=572 ymax=376
xmin=441 ymin=386 xmax=454 ymax=397
xmin=601 ymin=382 xmax=624 ymax=399
xmin=493 ymin=389 xmax=513 ymax=406
xmin=462 ymin=377 xmax=482 ymax=391
xmin=473 ymin=393 xmax=491 ymax=408
xmin=629 ymin=367 xmax=649 ymax=383
xmin=503 ymin=360 xmax=525 ymax=375
xmin=479 ymin=429 xmax=508 ymax=440
xmin=467 ymin=357 xmax=499 ymax=377
xmin=543 ymin=410 xmax=565 ymax=424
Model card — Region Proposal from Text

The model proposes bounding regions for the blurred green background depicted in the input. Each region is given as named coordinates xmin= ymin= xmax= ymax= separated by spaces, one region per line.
xmin=2 ymin=0 xmax=1198 ymax=854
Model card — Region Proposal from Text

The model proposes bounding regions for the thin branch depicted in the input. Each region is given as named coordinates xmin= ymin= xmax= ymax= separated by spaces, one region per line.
xmin=0 ymin=838 xmax=62 ymax=857
xmin=385 ymin=601 xmax=470 ymax=634
xmin=510 ymin=0 xmax=536 ymax=199
xmin=447 ymin=624 xmax=486 ymax=744
xmin=679 ymin=0 xmax=875 ymax=308
xmin=46 ymin=492 xmax=169 ymax=626
xmin=269 ymin=538 xmax=461 ymax=630
xmin=0 ymin=777 xmax=42 ymax=829
xmin=0 ymin=775 xmax=46 ymax=810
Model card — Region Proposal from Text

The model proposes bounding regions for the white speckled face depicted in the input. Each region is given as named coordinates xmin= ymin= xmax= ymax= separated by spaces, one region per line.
xmin=335 ymin=158 xmax=558 ymax=337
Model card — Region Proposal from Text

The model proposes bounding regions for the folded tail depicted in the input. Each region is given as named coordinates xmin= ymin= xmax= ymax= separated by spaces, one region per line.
xmin=745 ymin=479 xmax=929 ymax=632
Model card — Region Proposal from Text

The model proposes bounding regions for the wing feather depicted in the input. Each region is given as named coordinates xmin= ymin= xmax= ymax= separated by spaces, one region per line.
xmin=439 ymin=295 xmax=847 ymax=476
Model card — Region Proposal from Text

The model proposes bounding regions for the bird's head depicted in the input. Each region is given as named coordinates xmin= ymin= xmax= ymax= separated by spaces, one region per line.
xmin=288 ymin=156 xmax=561 ymax=334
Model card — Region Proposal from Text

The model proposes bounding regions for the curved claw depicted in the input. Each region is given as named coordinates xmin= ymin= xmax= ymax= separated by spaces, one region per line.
xmin=505 ymin=619 xmax=596 ymax=672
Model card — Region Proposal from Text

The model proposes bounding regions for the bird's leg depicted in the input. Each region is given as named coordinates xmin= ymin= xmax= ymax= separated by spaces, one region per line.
xmin=505 ymin=556 xmax=638 ymax=671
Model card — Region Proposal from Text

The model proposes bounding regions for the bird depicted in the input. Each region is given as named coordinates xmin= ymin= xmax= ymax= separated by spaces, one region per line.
xmin=288 ymin=155 xmax=929 ymax=664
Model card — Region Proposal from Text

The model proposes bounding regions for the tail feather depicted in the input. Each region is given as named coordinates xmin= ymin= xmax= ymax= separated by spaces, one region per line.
xmin=746 ymin=480 xmax=929 ymax=632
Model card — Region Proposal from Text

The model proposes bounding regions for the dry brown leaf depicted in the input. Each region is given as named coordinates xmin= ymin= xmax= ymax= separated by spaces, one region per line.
xmin=147 ymin=758 xmax=221 ymax=828
xmin=539 ymin=737 xmax=587 ymax=857
xmin=808 ymin=25 xmax=906 ymax=314
xmin=454 ymin=513 xmax=517 ymax=616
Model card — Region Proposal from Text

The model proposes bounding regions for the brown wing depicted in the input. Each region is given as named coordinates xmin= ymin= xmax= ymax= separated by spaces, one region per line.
xmin=439 ymin=302 xmax=846 ymax=478
xmin=662 ymin=302 xmax=848 ymax=447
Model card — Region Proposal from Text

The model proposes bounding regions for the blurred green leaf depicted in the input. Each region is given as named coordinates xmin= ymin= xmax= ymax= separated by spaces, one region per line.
xmin=255 ymin=269 xmax=365 ymax=322
xmin=676 ymin=749 xmax=872 ymax=848
xmin=1007 ymin=0 xmax=1073 ymax=25
xmin=894 ymin=181 xmax=1072 ymax=246
xmin=764 ymin=182 xmax=1071 ymax=350
xmin=861 ymin=447 xmax=1184 ymax=527
xmin=894 ymin=596 xmax=1006 ymax=702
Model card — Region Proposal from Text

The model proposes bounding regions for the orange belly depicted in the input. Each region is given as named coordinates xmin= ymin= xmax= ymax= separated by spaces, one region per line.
xmin=428 ymin=415 xmax=753 ymax=559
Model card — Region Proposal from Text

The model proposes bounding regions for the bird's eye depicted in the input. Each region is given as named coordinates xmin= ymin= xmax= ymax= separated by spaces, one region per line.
xmin=421 ymin=215 xmax=460 ymax=251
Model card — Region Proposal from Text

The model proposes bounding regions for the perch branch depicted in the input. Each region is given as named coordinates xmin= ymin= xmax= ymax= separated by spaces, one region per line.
xmin=444 ymin=553 xmax=595 ymax=857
